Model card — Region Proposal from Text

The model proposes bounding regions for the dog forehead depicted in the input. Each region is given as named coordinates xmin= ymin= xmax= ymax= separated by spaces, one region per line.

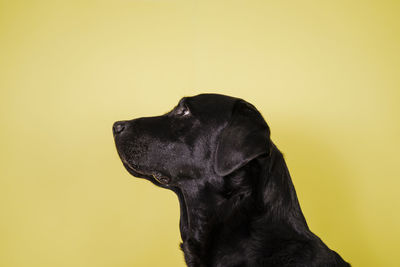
xmin=184 ymin=94 xmax=239 ymax=119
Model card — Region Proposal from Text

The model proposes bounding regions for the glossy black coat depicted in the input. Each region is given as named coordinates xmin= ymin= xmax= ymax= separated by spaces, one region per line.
xmin=113 ymin=94 xmax=350 ymax=267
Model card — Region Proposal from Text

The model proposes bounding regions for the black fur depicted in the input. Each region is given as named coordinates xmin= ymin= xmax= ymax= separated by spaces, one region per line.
xmin=113 ymin=93 xmax=350 ymax=267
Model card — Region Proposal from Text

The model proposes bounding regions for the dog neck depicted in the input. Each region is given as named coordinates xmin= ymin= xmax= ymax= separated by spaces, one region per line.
xmin=175 ymin=144 xmax=312 ymax=263
xmin=260 ymin=143 xmax=310 ymax=233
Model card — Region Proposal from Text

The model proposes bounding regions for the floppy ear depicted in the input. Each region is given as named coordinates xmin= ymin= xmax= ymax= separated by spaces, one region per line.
xmin=214 ymin=100 xmax=271 ymax=176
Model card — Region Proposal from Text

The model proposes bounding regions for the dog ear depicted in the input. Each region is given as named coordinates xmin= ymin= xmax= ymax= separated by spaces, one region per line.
xmin=214 ymin=100 xmax=270 ymax=176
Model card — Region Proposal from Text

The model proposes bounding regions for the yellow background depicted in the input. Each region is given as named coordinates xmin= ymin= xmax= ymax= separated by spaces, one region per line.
xmin=1 ymin=0 xmax=399 ymax=266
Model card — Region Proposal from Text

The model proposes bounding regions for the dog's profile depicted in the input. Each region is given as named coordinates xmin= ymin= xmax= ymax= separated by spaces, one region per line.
xmin=113 ymin=94 xmax=350 ymax=267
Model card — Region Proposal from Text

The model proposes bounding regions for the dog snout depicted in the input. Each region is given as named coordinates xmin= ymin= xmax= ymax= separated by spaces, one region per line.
xmin=113 ymin=121 xmax=126 ymax=136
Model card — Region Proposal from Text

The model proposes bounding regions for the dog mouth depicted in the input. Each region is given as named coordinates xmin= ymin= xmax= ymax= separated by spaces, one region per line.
xmin=114 ymin=146 xmax=151 ymax=177
xmin=121 ymin=159 xmax=149 ymax=177
xmin=121 ymin=159 xmax=171 ymax=186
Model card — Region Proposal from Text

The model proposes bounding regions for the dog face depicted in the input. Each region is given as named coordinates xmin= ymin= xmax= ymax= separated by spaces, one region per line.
xmin=113 ymin=93 xmax=270 ymax=188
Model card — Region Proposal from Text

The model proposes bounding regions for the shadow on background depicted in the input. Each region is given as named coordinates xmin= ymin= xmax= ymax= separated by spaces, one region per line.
xmin=275 ymin=120 xmax=379 ymax=266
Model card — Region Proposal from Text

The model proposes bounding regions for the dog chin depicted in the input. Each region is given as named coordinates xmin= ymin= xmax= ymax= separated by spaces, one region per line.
xmin=122 ymin=162 xmax=167 ymax=187
xmin=122 ymin=161 xmax=149 ymax=178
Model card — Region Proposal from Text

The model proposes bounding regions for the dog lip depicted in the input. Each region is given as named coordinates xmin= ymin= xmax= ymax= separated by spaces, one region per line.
xmin=121 ymin=161 xmax=171 ymax=187
xmin=122 ymin=160 xmax=148 ymax=176
xmin=122 ymin=162 xmax=169 ymax=187
xmin=152 ymin=173 xmax=171 ymax=184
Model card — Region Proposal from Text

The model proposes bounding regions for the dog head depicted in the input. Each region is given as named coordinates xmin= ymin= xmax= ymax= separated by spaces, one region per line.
xmin=113 ymin=93 xmax=271 ymax=188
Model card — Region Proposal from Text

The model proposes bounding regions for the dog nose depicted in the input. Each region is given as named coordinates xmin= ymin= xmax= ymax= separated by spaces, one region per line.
xmin=113 ymin=121 xmax=126 ymax=135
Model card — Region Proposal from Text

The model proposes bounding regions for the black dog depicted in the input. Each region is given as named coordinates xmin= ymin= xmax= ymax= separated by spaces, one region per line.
xmin=113 ymin=94 xmax=350 ymax=267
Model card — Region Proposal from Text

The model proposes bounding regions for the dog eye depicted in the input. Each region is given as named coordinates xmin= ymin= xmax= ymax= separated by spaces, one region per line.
xmin=175 ymin=105 xmax=190 ymax=117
